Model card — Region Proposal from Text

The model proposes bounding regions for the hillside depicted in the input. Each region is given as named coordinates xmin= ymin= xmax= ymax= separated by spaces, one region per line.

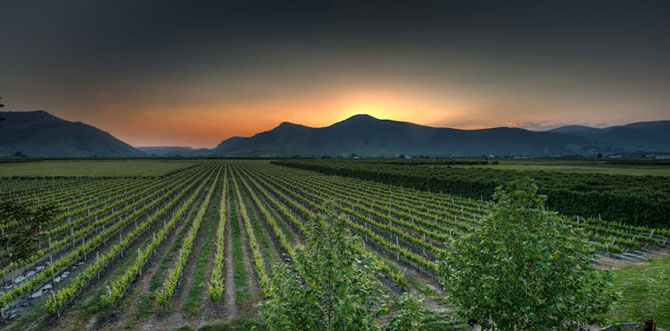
xmin=0 ymin=110 xmax=145 ymax=158
xmin=550 ymin=121 xmax=670 ymax=153
xmin=211 ymin=114 xmax=603 ymax=157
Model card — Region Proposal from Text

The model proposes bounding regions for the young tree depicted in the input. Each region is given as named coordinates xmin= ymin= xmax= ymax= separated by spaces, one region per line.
xmin=0 ymin=201 xmax=58 ymax=267
xmin=259 ymin=203 xmax=425 ymax=330
xmin=438 ymin=178 xmax=614 ymax=330
xmin=259 ymin=205 xmax=386 ymax=330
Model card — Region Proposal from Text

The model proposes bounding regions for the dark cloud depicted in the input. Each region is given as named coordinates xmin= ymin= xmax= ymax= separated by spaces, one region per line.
xmin=1 ymin=0 xmax=668 ymax=146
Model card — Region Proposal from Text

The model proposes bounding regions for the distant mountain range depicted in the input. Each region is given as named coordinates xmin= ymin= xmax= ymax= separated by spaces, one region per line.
xmin=549 ymin=121 xmax=670 ymax=154
xmin=0 ymin=111 xmax=144 ymax=158
xmin=211 ymin=114 xmax=670 ymax=157
xmin=1 ymin=111 xmax=669 ymax=158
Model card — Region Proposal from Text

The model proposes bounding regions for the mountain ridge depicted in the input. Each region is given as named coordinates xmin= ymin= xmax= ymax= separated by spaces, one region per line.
xmin=2 ymin=111 xmax=668 ymax=158
xmin=549 ymin=121 xmax=670 ymax=153
xmin=211 ymin=115 xmax=670 ymax=157
xmin=0 ymin=110 xmax=145 ymax=158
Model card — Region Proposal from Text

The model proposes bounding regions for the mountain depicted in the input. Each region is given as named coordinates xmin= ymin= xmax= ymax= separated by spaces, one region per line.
xmin=0 ymin=110 xmax=145 ymax=158
xmin=211 ymin=114 xmax=609 ymax=157
xmin=550 ymin=121 xmax=670 ymax=153
xmin=548 ymin=125 xmax=600 ymax=134
xmin=4 ymin=111 xmax=666 ymax=158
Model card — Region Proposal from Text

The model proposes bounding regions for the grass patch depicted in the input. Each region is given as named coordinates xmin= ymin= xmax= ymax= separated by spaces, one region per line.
xmin=73 ymin=232 xmax=145 ymax=322
xmin=183 ymin=189 xmax=219 ymax=316
xmin=133 ymin=191 xmax=205 ymax=319
xmin=9 ymin=303 xmax=47 ymax=331
xmin=405 ymin=273 xmax=439 ymax=298
xmin=134 ymin=294 xmax=154 ymax=320
xmin=242 ymin=191 xmax=277 ymax=269
xmin=149 ymin=213 xmax=191 ymax=293
xmin=262 ymin=194 xmax=297 ymax=244
xmin=230 ymin=189 xmax=251 ymax=307
xmin=199 ymin=317 xmax=266 ymax=331
xmin=606 ymin=256 xmax=670 ymax=328
xmin=422 ymin=312 xmax=468 ymax=330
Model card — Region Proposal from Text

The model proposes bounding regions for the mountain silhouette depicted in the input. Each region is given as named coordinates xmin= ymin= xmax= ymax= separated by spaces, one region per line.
xmin=211 ymin=114 xmax=619 ymax=157
xmin=0 ymin=110 xmax=144 ymax=158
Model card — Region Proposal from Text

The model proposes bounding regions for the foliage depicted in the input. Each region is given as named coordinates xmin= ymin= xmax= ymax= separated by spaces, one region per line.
xmin=385 ymin=292 xmax=426 ymax=331
xmin=209 ymin=168 xmax=227 ymax=301
xmin=0 ymin=160 xmax=198 ymax=177
xmin=243 ymin=167 xmax=406 ymax=285
xmin=438 ymin=178 xmax=615 ymax=330
xmin=259 ymin=204 xmax=387 ymax=330
xmin=0 ymin=201 xmax=57 ymax=266
xmin=198 ymin=317 xmax=267 ymax=330
xmin=43 ymin=167 xmax=212 ymax=313
xmin=231 ymin=173 xmax=270 ymax=295
xmin=157 ymin=169 xmax=220 ymax=307
xmin=273 ymin=159 xmax=670 ymax=227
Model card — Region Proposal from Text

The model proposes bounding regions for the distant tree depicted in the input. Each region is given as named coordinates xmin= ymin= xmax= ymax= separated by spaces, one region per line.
xmin=0 ymin=96 xmax=5 ymax=126
xmin=0 ymin=202 xmax=58 ymax=267
xmin=597 ymin=153 xmax=603 ymax=159
xmin=11 ymin=151 xmax=27 ymax=158
xmin=438 ymin=178 xmax=614 ymax=329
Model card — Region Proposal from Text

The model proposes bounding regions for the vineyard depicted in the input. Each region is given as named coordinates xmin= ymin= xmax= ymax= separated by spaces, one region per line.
xmin=0 ymin=160 xmax=669 ymax=330
xmin=273 ymin=159 xmax=670 ymax=227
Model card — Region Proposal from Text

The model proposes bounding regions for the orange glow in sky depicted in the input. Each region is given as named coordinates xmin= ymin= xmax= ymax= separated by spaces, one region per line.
xmin=71 ymin=88 xmax=478 ymax=148
xmin=2 ymin=1 xmax=669 ymax=149
xmin=45 ymin=81 xmax=663 ymax=149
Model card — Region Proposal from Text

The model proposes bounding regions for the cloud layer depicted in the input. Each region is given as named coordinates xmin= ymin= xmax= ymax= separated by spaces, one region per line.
xmin=1 ymin=0 xmax=668 ymax=147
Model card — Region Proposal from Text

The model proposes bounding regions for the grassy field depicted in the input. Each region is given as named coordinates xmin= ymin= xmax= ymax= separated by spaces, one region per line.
xmin=1 ymin=160 xmax=668 ymax=330
xmin=451 ymin=159 xmax=670 ymax=177
xmin=0 ymin=159 xmax=199 ymax=177
xmin=607 ymin=256 xmax=670 ymax=327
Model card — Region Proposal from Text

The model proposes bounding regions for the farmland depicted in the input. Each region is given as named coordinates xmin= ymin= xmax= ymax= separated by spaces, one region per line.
xmin=274 ymin=158 xmax=670 ymax=227
xmin=0 ymin=160 xmax=669 ymax=330
xmin=448 ymin=158 xmax=670 ymax=177
xmin=0 ymin=160 xmax=198 ymax=177
xmin=454 ymin=160 xmax=670 ymax=177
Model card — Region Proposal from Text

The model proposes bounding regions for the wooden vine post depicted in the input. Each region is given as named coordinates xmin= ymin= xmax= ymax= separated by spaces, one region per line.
xmin=644 ymin=319 xmax=655 ymax=331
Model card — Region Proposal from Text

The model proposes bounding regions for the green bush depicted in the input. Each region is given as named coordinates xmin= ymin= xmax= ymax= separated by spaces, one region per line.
xmin=438 ymin=178 xmax=616 ymax=329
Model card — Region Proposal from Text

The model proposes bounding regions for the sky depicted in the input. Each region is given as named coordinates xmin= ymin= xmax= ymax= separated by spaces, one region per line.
xmin=1 ymin=0 xmax=669 ymax=148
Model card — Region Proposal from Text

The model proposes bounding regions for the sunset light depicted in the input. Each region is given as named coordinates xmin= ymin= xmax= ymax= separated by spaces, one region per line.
xmin=1 ymin=1 xmax=669 ymax=330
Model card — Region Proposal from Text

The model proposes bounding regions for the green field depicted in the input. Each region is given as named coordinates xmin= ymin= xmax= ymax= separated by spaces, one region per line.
xmin=0 ymin=159 xmax=199 ymax=177
xmin=0 ymin=159 xmax=668 ymax=330
xmin=452 ymin=159 xmax=670 ymax=177
xmin=607 ymin=256 xmax=670 ymax=327
xmin=274 ymin=158 xmax=670 ymax=227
